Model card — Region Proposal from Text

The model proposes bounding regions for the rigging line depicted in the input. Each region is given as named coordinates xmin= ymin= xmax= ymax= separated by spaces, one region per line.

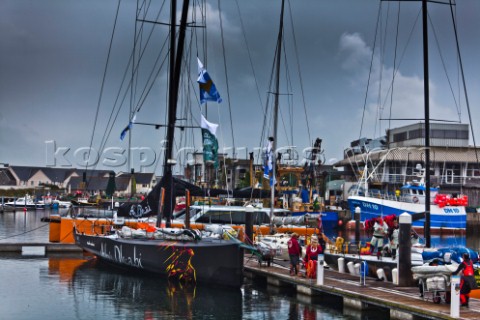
xmin=282 ymin=41 xmax=294 ymax=147
xmin=234 ymin=0 xmax=265 ymax=113
xmin=376 ymin=1 xmax=388 ymax=137
xmin=94 ymin=10 xmax=171 ymax=182
xmin=183 ymin=27 xmax=198 ymax=156
xmin=131 ymin=0 xmax=155 ymax=114
xmin=95 ymin=1 xmax=168 ymax=161
xmin=359 ymin=3 xmax=382 ymax=141
xmin=216 ymin=106 xmax=232 ymax=197
xmin=388 ymin=1 xmax=401 ymax=135
xmin=286 ymin=0 xmax=311 ymax=144
xmin=83 ymin=0 xmax=122 ymax=189
xmin=280 ymin=45 xmax=293 ymax=147
xmin=257 ymin=43 xmax=278 ymax=160
xmin=218 ymin=0 xmax=236 ymax=158
xmin=428 ymin=12 xmax=461 ymax=121
xmin=379 ymin=9 xmax=421 ymax=120
xmin=448 ymin=0 xmax=480 ymax=168
xmin=132 ymin=1 xmax=169 ymax=113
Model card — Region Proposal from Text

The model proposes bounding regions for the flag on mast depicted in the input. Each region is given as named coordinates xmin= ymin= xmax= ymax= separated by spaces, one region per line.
xmin=263 ymin=137 xmax=274 ymax=181
xmin=197 ymin=58 xmax=222 ymax=104
xmin=201 ymin=114 xmax=219 ymax=169
xmin=120 ymin=113 xmax=137 ymax=141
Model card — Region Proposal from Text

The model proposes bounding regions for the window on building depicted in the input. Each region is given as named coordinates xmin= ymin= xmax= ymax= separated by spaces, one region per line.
xmin=393 ymin=132 xmax=407 ymax=142
xmin=467 ymin=164 xmax=480 ymax=177
xmin=458 ymin=130 xmax=469 ymax=139
xmin=431 ymin=129 xmax=444 ymax=139
xmin=409 ymin=128 xmax=424 ymax=139
xmin=444 ymin=130 xmax=457 ymax=139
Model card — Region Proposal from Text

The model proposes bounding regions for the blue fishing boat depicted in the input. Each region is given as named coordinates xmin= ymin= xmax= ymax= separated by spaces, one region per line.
xmin=348 ymin=164 xmax=467 ymax=231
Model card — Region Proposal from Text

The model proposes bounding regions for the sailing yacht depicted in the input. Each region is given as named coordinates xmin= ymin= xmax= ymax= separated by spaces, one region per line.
xmin=74 ymin=1 xmax=245 ymax=288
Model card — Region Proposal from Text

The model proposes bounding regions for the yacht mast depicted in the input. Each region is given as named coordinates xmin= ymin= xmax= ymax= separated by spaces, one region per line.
xmin=160 ymin=0 xmax=190 ymax=228
xmin=422 ymin=0 xmax=431 ymax=248
xmin=270 ymin=0 xmax=285 ymax=233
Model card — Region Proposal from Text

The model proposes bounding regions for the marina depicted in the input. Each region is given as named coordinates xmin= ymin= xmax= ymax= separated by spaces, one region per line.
xmin=1 ymin=239 xmax=480 ymax=319
xmin=2 ymin=208 xmax=480 ymax=319
xmin=3 ymin=0 xmax=480 ymax=319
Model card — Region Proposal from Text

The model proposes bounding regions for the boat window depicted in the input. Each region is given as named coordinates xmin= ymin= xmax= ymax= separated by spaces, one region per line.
xmin=196 ymin=210 xmax=270 ymax=225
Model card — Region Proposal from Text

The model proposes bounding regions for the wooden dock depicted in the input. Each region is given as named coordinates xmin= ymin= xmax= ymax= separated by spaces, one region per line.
xmin=244 ymin=257 xmax=480 ymax=320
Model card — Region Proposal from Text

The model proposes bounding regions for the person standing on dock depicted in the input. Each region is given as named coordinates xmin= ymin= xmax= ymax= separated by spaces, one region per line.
xmin=304 ymin=235 xmax=324 ymax=278
xmin=452 ymin=252 xmax=478 ymax=307
xmin=389 ymin=219 xmax=399 ymax=259
xmin=288 ymin=233 xmax=301 ymax=276
xmin=370 ymin=217 xmax=388 ymax=257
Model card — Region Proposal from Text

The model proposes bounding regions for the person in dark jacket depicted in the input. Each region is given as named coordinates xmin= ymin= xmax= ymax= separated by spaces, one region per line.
xmin=288 ymin=233 xmax=302 ymax=276
xmin=452 ymin=253 xmax=478 ymax=307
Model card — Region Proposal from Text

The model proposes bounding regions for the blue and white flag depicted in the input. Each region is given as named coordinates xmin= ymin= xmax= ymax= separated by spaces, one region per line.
xmin=120 ymin=114 xmax=137 ymax=141
xmin=197 ymin=58 xmax=222 ymax=104
xmin=263 ymin=137 xmax=273 ymax=179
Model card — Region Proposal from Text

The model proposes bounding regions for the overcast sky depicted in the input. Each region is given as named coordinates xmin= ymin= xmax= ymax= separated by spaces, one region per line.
xmin=1 ymin=0 xmax=480 ymax=175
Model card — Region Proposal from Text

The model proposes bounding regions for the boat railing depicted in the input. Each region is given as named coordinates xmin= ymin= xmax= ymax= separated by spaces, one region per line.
xmin=370 ymin=172 xmax=480 ymax=187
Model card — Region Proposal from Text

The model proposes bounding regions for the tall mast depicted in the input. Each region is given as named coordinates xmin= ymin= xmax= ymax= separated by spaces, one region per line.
xmin=161 ymin=0 xmax=190 ymax=227
xmin=422 ymin=0 xmax=431 ymax=248
xmin=270 ymin=0 xmax=285 ymax=232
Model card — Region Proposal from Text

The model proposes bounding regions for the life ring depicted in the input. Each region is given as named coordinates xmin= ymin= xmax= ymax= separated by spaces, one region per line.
xmin=412 ymin=196 xmax=419 ymax=204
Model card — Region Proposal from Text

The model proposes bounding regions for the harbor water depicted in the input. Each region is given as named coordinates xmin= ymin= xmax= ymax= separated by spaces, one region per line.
xmin=0 ymin=208 xmax=477 ymax=320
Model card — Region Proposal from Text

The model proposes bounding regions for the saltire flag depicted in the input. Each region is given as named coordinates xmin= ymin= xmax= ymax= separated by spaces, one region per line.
xmin=197 ymin=58 xmax=222 ymax=104
xmin=201 ymin=114 xmax=219 ymax=169
xmin=263 ymin=137 xmax=273 ymax=179
xmin=120 ymin=113 xmax=137 ymax=141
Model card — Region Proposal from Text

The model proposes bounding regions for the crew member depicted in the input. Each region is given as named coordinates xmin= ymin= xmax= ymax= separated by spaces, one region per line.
xmin=452 ymin=253 xmax=478 ymax=307
xmin=288 ymin=233 xmax=302 ymax=276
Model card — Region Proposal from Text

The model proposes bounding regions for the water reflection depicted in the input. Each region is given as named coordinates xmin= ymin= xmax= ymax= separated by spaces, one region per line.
xmin=67 ymin=258 xmax=242 ymax=319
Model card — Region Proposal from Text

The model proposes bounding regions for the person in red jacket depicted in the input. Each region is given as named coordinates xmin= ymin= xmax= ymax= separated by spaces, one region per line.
xmin=304 ymin=235 xmax=324 ymax=278
xmin=288 ymin=233 xmax=302 ymax=276
xmin=305 ymin=236 xmax=324 ymax=262
xmin=452 ymin=253 xmax=478 ymax=307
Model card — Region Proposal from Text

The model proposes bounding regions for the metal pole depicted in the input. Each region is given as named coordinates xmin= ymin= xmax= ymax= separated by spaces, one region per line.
xmin=422 ymin=0 xmax=431 ymax=248
xmin=398 ymin=213 xmax=413 ymax=286
xmin=245 ymin=205 xmax=254 ymax=245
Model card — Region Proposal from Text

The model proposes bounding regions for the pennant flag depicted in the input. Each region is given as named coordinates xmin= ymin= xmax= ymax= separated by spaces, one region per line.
xmin=197 ymin=58 xmax=222 ymax=104
xmin=263 ymin=137 xmax=274 ymax=179
xmin=120 ymin=114 xmax=137 ymax=141
xmin=201 ymin=114 xmax=219 ymax=169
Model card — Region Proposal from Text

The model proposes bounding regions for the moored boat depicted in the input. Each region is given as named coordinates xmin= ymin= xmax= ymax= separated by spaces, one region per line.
xmin=4 ymin=195 xmax=45 ymax=210
xmin=72 ymin=0 xmax=247 ymax=288
xmin=74 ymin=226 xmax=244 ymax=287
xmin=347 ymin=166 xmax=467 ymax=231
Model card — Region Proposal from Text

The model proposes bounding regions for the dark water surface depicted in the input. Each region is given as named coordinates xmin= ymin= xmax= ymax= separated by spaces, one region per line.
xmin=0 ymin=209 xmax=474 ymax=320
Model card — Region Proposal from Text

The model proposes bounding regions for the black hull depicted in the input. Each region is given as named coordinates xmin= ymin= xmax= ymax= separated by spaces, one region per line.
xmin=74 ymin=232 xmax=244 ymax=288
